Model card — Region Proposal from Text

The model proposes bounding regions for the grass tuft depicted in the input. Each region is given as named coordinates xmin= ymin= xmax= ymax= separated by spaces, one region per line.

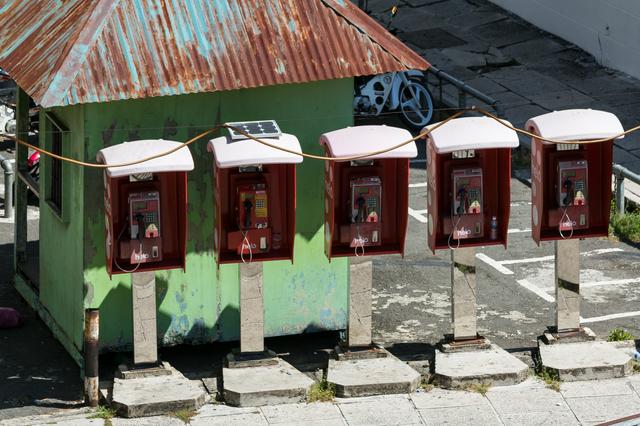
xmin=609 ymin=202 xmax=640 ymax=243
xmin=170 ymin=408 xmax=197 ymax=424
xmin=537 ymin=368 xmax=561 ymax=392
xmin=608 ymin=328 xmax=635 ymax=342
xmin=632 ymin=360 xmax=640 ymax=374
xmin=308 ymin=379 xmax=336 ymax=403
xmin=465 ymin=382 xmax=491 ymax=395
xmin=89 ymin=406 xmax=116 ymax=420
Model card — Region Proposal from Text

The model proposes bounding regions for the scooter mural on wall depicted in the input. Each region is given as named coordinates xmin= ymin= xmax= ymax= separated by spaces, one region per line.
xmin=353 ymin=70 xmax=434 ymax=129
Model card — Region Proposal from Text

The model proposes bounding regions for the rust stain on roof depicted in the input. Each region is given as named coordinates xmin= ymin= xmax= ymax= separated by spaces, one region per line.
xmin=0 ymin=0 xmax=429 ymax=107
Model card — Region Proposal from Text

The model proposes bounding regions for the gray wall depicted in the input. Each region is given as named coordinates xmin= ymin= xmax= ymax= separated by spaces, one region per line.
xmin=490 ymin=0 xmax=640 ymax=79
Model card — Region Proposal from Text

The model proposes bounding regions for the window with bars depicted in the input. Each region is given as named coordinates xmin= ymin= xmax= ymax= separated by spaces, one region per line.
xmin=45 ymin=113 xmax=66 ymax=217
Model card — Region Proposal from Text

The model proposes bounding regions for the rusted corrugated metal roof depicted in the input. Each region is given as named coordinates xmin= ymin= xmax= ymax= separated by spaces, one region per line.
xmin=0 ymin=0 xmax=429 ymax=108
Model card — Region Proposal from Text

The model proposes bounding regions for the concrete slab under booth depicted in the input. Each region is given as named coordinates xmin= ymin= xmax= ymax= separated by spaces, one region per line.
xmin=208 ymin=126 xmax=314 ymax=407
xmin=424 ymin=116 xmax=528 ymax=388
xmin=97 ymin=139 xmax=207 ymax=417
xmin=320 ymin=125 xmax=421 ymax=397
xmin=526 ymin=109 xmax=632 ymax=381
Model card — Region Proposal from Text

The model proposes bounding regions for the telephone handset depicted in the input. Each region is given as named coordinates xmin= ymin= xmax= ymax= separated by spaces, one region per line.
xmin=450 ymin=168 xmax=483 ymax=240
xmin=125 ymin=191 xmax=162 ymax=264
xmin=228 ymin=181 xmax=271 ymax=256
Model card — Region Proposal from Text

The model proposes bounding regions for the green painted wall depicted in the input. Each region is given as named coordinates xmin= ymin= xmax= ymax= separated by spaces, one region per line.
xmin=71 ymin=79 xmax=352 ymax=351
xmin=38 ymin=104 xmax=86 ymax=350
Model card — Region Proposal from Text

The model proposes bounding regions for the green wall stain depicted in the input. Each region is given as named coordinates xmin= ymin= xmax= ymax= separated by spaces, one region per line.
xmin=37 ymin=79 xmax=353 ymax=351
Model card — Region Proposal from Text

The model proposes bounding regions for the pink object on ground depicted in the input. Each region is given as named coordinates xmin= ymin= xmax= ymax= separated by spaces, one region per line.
xmin=0 ymin=307 xmax=23 ymax=328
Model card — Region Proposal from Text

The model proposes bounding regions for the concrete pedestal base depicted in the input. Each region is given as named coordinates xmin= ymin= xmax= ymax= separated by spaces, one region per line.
xmin=110 ymin=363 xmax=207 ymax=418
xmin=222 ymin=357 xmax=314 ymax=407
xmin=538 ymin=340 xmax=632 ymax=381
xmin=327 ymin=349 xmax=421 ymax=397
xmin=434 ymin=343 xmax=528 ymax=389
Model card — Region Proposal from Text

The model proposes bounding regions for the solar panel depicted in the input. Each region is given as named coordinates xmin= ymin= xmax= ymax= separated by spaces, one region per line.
xmin=226 ymin=120 xmax=282 ymax=140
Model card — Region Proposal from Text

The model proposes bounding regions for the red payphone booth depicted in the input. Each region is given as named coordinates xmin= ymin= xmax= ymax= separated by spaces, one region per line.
xmin=320 ymin=125 xmax=417 ymax=259
xmin=425 ymin=116 xmax=519 ymax=253
xmin=208 ymin=121 xmax=302 ymax=264
xmin=526 ymin=109 xmax=623 ymax=243
xmin=98 ymin=139 xmax=194 ymax=277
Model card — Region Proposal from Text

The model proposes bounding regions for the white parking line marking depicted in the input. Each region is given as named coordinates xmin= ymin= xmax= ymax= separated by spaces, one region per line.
xmin=581 ymin=277 xmax=640 ymax=289
xmin=510 ymin=201 xmax=532 ymax=206
xmin=476 ymin=253 xmax=514 ymax=275
xmin=516 ymin=279 xmax=556 ymax=302
xmin=507 ymin=228 xmax=531 ymax=234
xmin=409 ymin=182 xmax=427 ymax=188
xmin=408 ymin=207 xmax=428 ymax=223
xmin=499 ymin=248 xmax=624 ymax=266
xmin=580 ymin=311 xmax=640 ymax=324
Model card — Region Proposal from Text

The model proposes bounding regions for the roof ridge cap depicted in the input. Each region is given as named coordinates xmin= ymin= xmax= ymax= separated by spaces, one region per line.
xmin=319 ymin=0 xmax=428 ymax=70
xmin=40 ymin=0 xmax=119 ymax=107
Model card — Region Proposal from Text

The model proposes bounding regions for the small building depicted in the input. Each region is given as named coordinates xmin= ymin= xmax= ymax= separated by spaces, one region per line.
xmin=0 ymin=0 xmax=427 ymax=364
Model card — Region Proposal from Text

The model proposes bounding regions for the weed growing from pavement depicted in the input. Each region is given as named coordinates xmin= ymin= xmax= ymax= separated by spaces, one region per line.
xmin=465 ymin=382 xmax=491 ymax=395
xmin=419 ymin=377 xmax=434 ymax=392
xmin=89 ymin=405 xmax=117 ymax=425
xmin=609 ymin=202 xmax=640 ymax=243
xmin=170 ymin=408 xmax=197 ymax=424
xmin=632 ymin=360 xmax=640 ymax=373
xmin=308 ymin=378 xmax=336 ymax=402
xmin=608 ymin=328 xmax=635 ymax=342
xmin=537 ymin=368 xmax=561 ymax=392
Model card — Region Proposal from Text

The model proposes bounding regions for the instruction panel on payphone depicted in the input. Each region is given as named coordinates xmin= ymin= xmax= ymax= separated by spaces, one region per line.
xmin=122 ymin=191 xmax=162 ymax=264
xmin=556 ymin=159 xmax=588 ymax=232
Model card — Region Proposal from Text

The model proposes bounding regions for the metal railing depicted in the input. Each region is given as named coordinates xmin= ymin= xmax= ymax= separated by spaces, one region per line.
xmin=425 ymin=65 xmax=504 ymax=117
xmin=0 ymin=153 xmax=14 ymax=218
xmin=613 ymin=163 xmax=640 ymax=216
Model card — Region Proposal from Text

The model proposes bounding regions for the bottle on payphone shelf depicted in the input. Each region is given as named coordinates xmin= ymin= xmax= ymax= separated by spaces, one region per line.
xmin=490 ymin=216 xmax=498 ymax=240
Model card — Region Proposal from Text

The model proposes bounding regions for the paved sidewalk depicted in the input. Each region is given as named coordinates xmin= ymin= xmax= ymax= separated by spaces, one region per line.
xmin=5 ymin=374 xmax=640 ymax=425
xmin=369 ymin=0 xmax=640 ymax=173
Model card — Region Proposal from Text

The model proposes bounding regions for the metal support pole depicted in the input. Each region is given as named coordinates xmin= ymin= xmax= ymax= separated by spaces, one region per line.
xmin=615 ymin=175 xmax=625 ymax=216
xmin=131 ymin=271 xmax=158 ymax=365
xmin=0 ymin=156 xmax=14 ymax=218
xmin=458 ymin=90 xmax=467 ymax=110
xmin=347 ymin=257 xmax=373 ymax=348
xmin=451 ymin=248 xmax=477 ymax=341
xmin=239 ymin=262 xmax=264 ymax=354
xmin=83 ymin=309 xmax=99 ymax=407
xmin=555 ymin=239 xmax=580 ymax=332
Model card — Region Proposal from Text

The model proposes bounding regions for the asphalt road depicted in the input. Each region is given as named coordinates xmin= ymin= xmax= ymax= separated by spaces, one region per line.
xmin=372 ymin=161 xmax=640 ymax=350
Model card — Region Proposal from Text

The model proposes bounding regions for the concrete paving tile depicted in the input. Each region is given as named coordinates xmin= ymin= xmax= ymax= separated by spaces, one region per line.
xmin=486 ymin=381 xmax=571 ymax=415
xmin=464 ymin=77 xmax=508 ymax=95
xmin=337 ymin=395 xmax=422 ymax=425
xmin=411 ymin=388 xmax=486 ymax=409
xmin=272 ymin=421 xmax=346 ymax=426
xmin=560 ymin=378 xmax=634 ymax=398
xmin=501 ymin=38 xmax=567 ymax=63
xmin=492 ymin=91 xmax=531 ymax=108
xmin=472 ymin=20 xmax=541 ymax=48
xmin=53 ymin=420 xmax=104 ymax=426
xmin=499 ymin=411 xmax=580 ymax=426
xmin=446 ymin=10 xmax=507 ymax=31
xmin=191 ymin=412 xmax=268 ymax=425
xmin=112 ymin=417 xmax=184 ymax=426
xmin=501 ymin=104 xmax=549 ymax=128
xmin=564 ymin=394 xmax=640 ymax=425
xmin=526 ymin=89 xmax=594 ymax=111
xmin=420 ymin=405 xmax=502 ymax=425
xmin=260 ymin=402 xmax=343 ymax=424
xmin=196 ymin=404 xmax=260 ymax=417
xmin=483 ymin=69 xmax=568 ymax=97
